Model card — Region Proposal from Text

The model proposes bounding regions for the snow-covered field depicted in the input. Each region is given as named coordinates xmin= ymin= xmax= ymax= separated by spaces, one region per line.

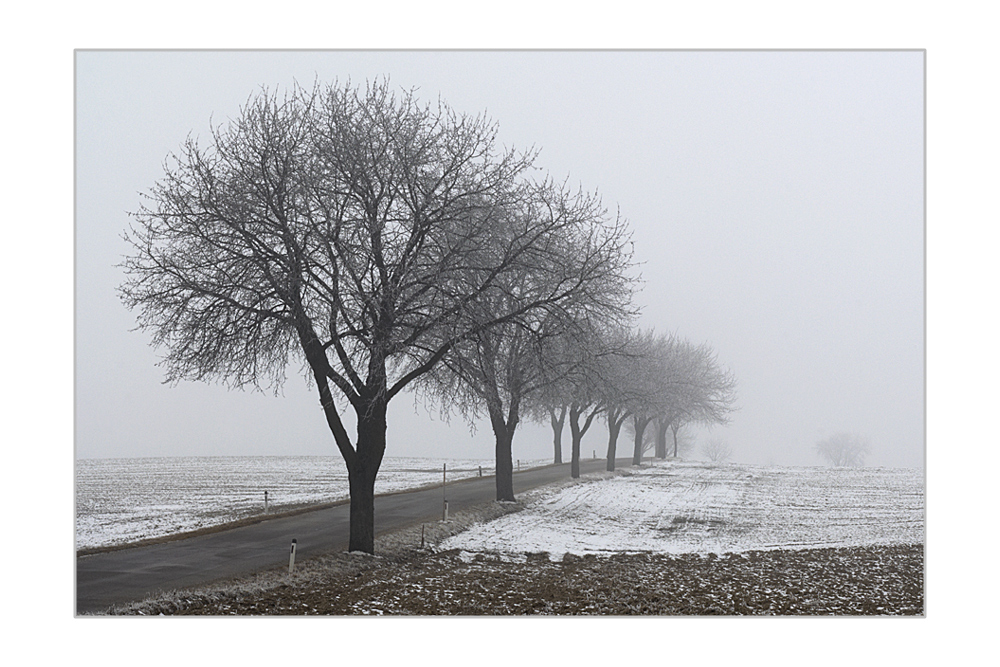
xmin=441 ymin=460 xmax=924 ymax=557
xmin=76 ymin=455 xmax=547 ymax=550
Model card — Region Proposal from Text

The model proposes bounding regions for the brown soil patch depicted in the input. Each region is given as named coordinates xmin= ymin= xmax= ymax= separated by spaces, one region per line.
xmin=161 ymin=544 xmax=923 ymax=616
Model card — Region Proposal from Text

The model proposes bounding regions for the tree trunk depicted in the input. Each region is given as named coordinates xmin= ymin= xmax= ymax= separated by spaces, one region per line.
xmin=550 ymin=406 xmax=566 ymax=465
xmin=632 ymin=416 xmax=651 ymax=466
xmin=347 ymin=397 xmax=388 ymax=554
xmin=570 ymin=407 xmax=582 ymax=479
xmin=606 ymin=418 xmax=622 ymax=472
xmin=569 ymin=403 xmax=599 ymax=478
xmin=490 ymin=410 xmax=516 ymax=502
xmin=347 ymin=466 xmax=376 ymax=553
xmin=494 ymin=428 xmax=515 ymax=501
xmin=672 ymin=426 xmax=680 ymax=458
xmin=655 ymin=419 xmax=669 ymax=459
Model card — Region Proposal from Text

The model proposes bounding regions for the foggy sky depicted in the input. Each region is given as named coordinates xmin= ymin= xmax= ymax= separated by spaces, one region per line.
xmin=75 ymin=50 xmax=924 ymax=468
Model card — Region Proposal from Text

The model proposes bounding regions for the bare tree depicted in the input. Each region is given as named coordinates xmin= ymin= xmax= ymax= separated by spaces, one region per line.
xmin=120 ymin=80 xmax=621 ymax=553
xmin=596 ymin=328 xmax=664 ymax=472
xmin=421 ymin=317 xmax=541 ymax=502
xmin=590 ymin=331 xmax=737 ymax=469
xmin=652 ymin=338 xmax=738 ymax=458
xmin=536 ymin=325 xmax=629 ymax=478
xmin=622 ymin=413 xmax=656 ymax=459
xmin=653 ymin=416 xmax=672 ymax=459
xmin=664 ymin=422 xmax=695 ymax=458
xmin=815 ymin=432 xmax=871 ymax=467
xmin=418 ymin=187 xmax=636 ymax=500
xmin=654 ymin=419 xmax=697 ymax=459
xmin=623 ymin=331 xmax=685 ymax=467
xmin=702 ymin=437 xmax=733 ymax=463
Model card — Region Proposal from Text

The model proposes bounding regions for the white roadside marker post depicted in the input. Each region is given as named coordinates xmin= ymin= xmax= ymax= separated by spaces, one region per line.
xmin=442 ymin=463 xmax=448 ymax=522
xmin=288 ymin=539 xmax=297 ymax=573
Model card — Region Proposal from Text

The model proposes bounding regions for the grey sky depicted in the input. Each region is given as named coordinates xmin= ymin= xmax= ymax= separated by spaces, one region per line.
xmin=75 ymin=50 xmax=924 ymax=468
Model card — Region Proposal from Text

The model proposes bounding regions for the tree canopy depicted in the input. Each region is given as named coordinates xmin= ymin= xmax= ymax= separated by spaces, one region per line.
xmin=120 ymin=79 xmax=640 ymax=551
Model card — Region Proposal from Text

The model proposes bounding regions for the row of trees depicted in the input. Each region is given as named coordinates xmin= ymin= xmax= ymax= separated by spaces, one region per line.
xmin=528 ymin=328 xmax=738 ymax=478
xmin=423 ymin=322 xmax=738 ymax=499
xmin=121 ymin=79 xmax=736 ymax=553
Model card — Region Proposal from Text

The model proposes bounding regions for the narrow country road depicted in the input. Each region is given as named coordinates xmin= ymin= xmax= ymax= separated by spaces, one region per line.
xmin=77 ymin=458 xmax=629 ymax=614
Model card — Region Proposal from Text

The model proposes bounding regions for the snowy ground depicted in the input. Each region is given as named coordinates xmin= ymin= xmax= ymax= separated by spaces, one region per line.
xmin=113 ymin=463 xmax=925 ymax=616
xmin=440 ymin=460 xmax=924 ymax=557
xmin=76 ymin=455 xmax=547 ymax=550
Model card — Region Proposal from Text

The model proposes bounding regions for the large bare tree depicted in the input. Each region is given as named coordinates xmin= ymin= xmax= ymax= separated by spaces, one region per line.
xmin=120 ymin=80 xmax=619 ymax=552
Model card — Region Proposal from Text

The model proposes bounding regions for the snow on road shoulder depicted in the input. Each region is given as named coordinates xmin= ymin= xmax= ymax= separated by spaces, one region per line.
xmin=440 ymin=461 xmax=924 ymax=558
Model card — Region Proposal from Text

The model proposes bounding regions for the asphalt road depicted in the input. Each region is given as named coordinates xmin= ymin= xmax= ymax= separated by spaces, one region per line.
xmin=76 ymin=457 xmax=632 ymax=614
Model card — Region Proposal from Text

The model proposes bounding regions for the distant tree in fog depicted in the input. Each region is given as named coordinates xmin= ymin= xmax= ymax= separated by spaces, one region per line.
xmin=815 ymin=432 xmax=871 ymax=467
xmin=597 ymin=328 xmax=659 ymax=472
xmin=624 ymin=331 xmax=675 ymax=467
xmin=536 ymin=325 xmax=628 ymax=479
xmin=654 ymin=338 xmax=738 ymax=458
xmin=666 ymin=423 xmax=696 ymax=458
xmin=624 ymin=333 xmax=737 ymax=465
xmin=702 ymin=437 xmax=733 ymax=463
xmin=622 ymin=414 xmax=655 ymax=458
